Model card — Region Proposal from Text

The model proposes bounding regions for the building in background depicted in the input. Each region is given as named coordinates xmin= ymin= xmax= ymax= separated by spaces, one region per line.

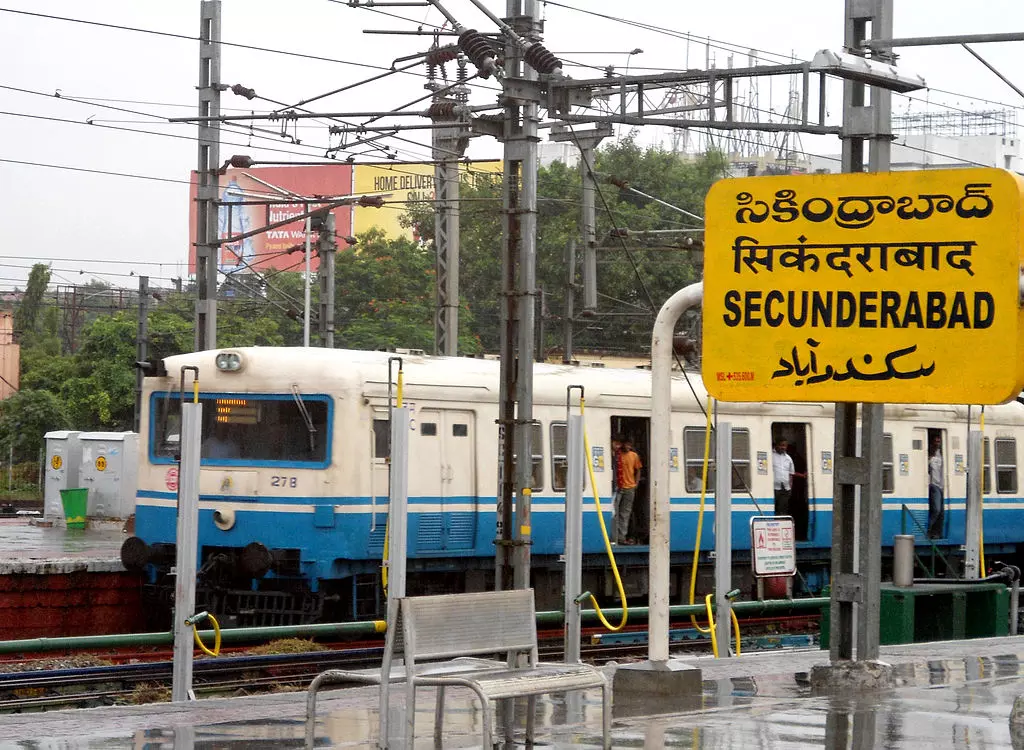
xmin=0 ymin=312 xmax=19 ymax=399
xmin=808 ymin=109 xmax=1020 ymax=173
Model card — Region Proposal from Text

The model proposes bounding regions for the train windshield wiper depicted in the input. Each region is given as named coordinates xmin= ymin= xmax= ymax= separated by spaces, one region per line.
xmin=291 ymin=384 xmax=317 ymax=455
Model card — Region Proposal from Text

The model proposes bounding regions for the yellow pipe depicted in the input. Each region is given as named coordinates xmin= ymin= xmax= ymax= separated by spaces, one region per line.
xmin=580 ymin=398 xmax=628 ymax=631
xmin=704 ymin=594 xmax=742 ymax=657
xmin=188 ymin=612 xmax=222 ymax=657
xmin=705 ymin=593 xmax=718 ymax=658
xmin=689 ymin=396 xmax=714 ymax=634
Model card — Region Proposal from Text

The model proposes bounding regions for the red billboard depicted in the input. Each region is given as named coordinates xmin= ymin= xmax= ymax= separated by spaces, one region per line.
xmin=188 ymin=165 xmax=354 ymax=274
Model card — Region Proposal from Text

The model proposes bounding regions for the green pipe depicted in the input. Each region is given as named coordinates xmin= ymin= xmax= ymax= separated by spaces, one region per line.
xmin=0 ymin=619 xmax=386 ymax=655
xmin=536 ymin=597 xmax=829 ymax=627
xmin=0 ymin=598 xmax=828 ymax=655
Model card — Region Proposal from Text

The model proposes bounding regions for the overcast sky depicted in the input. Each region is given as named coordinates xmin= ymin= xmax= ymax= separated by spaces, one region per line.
xmin=0 ymin=0 xmax=1021 ymax=290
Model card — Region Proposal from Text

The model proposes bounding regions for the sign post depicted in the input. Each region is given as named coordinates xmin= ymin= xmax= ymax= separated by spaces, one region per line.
xmin=703 ymin=166 xmax=1024 ymax=669
xmin=703 ymin=168 xmax=1024 ymax=405
xmin=750 ymin=516 xmax=797 ymax=578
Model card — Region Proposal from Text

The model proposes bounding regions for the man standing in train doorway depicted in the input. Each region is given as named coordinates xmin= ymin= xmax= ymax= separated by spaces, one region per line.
xmin=928 ymin=435 xmax=944 ymax=539
xmin=772 ymin=439 xmax=802 ymax=516
xmin=614 ymin=436 xmax=643 ymax=545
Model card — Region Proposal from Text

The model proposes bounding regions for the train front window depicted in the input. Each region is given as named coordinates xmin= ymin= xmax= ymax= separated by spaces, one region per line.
xmin=151 ymin=393 xmax=331 ymax=466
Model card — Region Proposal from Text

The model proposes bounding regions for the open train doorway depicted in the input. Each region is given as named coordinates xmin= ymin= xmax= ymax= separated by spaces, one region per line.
xmin=610 ymin=416 xmax=650 ymax=545
xmin=770 ymin=422 xmax=811 ymax=541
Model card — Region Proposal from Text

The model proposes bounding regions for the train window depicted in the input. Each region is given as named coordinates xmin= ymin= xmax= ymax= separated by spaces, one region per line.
xmin=731 ymin=429 xmax=751 ymax=491
xmin=549 ymin=422 xmax=587 ymax=493
xmin=995 ymin=438 xmax=1017 ymax=494
xmin=452 ymin=423 xmax=468 ymax=437
xmin=551 ymin=422 xmax=568 ymax=492
xmin=512 ymin=423 xmax=544 ymax=491
xmin=684 ymin=426 xmax=749 ymax=492
xmin=151 ymin=392 xmax=331 ymax=467
xmin=421 ymin=422 xmax=438 ymax=436
xmin=372 ymin=419 xmax=390 ymax=460
xmin=983 ymin=438 xmax=992 ymax=494
xmin=882 ymin=434 xmax=894 ymax=493
xmin=684 ymin=426 xmax=715 ymax=492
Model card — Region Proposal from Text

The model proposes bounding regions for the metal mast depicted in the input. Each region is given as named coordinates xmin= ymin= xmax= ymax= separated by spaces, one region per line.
xmin=194 ymin=0 xmax=221 ymax=352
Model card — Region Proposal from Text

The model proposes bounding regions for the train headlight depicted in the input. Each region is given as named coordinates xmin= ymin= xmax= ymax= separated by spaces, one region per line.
xmin=215 ymin=351 xmax=244 ymax=372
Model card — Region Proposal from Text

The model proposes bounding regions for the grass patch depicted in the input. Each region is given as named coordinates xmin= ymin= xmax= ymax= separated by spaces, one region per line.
xmin=245 ymin=638 xmax=326 ymax=655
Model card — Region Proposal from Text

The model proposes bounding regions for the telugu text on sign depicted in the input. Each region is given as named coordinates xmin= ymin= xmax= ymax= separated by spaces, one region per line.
xmin=702 ymin=168 xmax=1024 ymax=404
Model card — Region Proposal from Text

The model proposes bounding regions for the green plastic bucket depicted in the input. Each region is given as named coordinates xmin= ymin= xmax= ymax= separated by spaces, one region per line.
xmin=59 ymin=488 xmax=88 ymax=529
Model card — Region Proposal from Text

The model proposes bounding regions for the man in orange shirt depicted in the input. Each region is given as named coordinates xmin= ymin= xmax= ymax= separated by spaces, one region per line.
xmin=615 ymin=436 xmax=643 ymax=544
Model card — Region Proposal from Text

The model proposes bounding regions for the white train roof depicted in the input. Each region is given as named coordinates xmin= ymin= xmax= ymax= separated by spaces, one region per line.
xmin=156 ymin=347 xmax=1024 ymax=424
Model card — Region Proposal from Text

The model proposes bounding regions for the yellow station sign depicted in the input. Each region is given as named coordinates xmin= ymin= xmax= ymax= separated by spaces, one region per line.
xmin=702 ymin=168 xmax=1024 ymax=404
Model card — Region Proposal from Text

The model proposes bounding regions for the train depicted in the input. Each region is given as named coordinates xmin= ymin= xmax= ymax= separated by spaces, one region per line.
xmin=121 ymin=346 xmax=1024 ymax=627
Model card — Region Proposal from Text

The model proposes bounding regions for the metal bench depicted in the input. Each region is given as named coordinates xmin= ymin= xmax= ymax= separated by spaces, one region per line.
xmin=306 ymin=588 xmax=611 ymax=749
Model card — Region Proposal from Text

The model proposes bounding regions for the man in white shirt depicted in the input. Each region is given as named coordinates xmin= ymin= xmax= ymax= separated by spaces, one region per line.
xmin=772 ymin=439 xmax=802 ymax=516
xmin=927 ymin=435 xmax=944 ymax=539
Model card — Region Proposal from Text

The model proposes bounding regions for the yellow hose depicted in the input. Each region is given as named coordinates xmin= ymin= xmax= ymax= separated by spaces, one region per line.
xmin=689 ymin=396 xmax=715 ymax=634
xmin=579 ymin=398 xmax=628 ymax=631
xmin=704 ymin=593 xmax=742 ymax=658
xmin=705 ymin=593 xmax=718 ymax=657
xmin=188 ymin=612 xmax=221 ymax=657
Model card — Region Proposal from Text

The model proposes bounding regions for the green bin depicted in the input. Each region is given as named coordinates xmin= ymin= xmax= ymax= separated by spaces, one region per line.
xmin=59 ymin=488 xmax=88 ymax=529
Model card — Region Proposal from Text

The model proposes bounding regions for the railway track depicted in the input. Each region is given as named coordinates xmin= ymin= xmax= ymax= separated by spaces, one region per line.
xmin=0 ymin=617 xmax=818 ymax=712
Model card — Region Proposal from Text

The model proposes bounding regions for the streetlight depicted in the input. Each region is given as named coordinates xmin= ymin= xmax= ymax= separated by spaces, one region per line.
xmin=810 ymin=49 xmax=926 ymax=92
xmin=625 ymin=47 xmax=643 ymax=76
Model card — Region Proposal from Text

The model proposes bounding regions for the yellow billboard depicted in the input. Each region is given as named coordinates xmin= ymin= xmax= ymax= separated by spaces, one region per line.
xmin=353 ymin=161 xmax=502 ymax=240
xmin=702 ymin=168 xmax=1024 ymax=404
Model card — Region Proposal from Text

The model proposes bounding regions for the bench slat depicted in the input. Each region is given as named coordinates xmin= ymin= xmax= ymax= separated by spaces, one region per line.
xmin=404 ymin=589 xmax=537 ymax=661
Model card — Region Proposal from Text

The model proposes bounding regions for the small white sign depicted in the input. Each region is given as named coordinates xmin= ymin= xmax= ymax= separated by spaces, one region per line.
xmin=750 ymin=516 xmax=796 ymax=578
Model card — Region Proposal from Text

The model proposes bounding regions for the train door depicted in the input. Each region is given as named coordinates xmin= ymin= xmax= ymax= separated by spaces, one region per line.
xmin=770 ymin=423 xmax=810 ymax=541
xmin=609 ymin=415 xmax=651 ymax=544
xmin=913 ymin=427 xmax=946 ymax=538
xmin=418 ymin=409 xmax=477 ymax=551
xmin=369 ymin=410 xmax=391 ymax=552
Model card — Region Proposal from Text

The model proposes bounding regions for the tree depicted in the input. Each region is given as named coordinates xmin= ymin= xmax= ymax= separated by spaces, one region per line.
xmin=334 ymin=229 xmax=481 ymax=354
xmin=406 ymin=142 xmax=728 ymax=355
xmin=13 ymin=263 xmax=51 ymax=344
xmin=0 ymin=389 xmax=69 ymax=461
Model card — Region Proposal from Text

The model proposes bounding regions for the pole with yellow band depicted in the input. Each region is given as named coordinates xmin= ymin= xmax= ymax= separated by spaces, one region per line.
xmin=382 ymin=357 xmax=405 ymax=597
xmin=979 ymin=406 xmax=986 ymax=575
xmin=688 ymin=395 xmax=715 ymax=635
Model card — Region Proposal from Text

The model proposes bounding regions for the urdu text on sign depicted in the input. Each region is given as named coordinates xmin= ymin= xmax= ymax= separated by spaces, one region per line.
xmin=702 ymin=168 xmax=1024 ymax=404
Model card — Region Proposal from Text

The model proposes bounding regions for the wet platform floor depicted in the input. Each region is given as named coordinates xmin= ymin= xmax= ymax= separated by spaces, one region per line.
xmin=0 ymin=517 xmax=125 ymax=573
xmin=4 ymin=635 xmax=1024 ymax=748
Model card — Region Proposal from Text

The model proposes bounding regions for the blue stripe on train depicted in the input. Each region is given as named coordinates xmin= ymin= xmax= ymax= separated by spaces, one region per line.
xmin=133 ymin=494 xmax=1004 ymax=581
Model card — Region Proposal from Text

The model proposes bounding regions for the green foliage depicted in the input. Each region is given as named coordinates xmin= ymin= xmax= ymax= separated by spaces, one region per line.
xmin=334 ymin=228 xmax=481 ymax=354
xmin=13 ymin=263 xmax=51 ymax=342
xmin=406 ymin=141 xmax=728 ymax=355
xmin=0 ymin=389 xmax=69 ymax=461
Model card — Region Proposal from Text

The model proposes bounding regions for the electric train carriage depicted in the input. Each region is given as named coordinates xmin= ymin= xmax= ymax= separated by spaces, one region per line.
xmin=122 ymin=346 xmax=1024 ymax=628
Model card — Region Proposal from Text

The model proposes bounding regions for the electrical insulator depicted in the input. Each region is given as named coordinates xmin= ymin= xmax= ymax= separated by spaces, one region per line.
xmin=359 ymin=195 xmax=386 ymax=208
xmin=524 ymin=43 xmax=561 ymax=75
xmin=425 ymin=46 xmax=459 ymax=67
xmin=230 ymin=84 xmax=257 ymax=100
xmin=427 ymin=100 xmax=458 ymax=120
xmin=228 ymin=155 xmax=255 ymax=169
xmin=458 ymin=29 xmax=497 ymax=78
